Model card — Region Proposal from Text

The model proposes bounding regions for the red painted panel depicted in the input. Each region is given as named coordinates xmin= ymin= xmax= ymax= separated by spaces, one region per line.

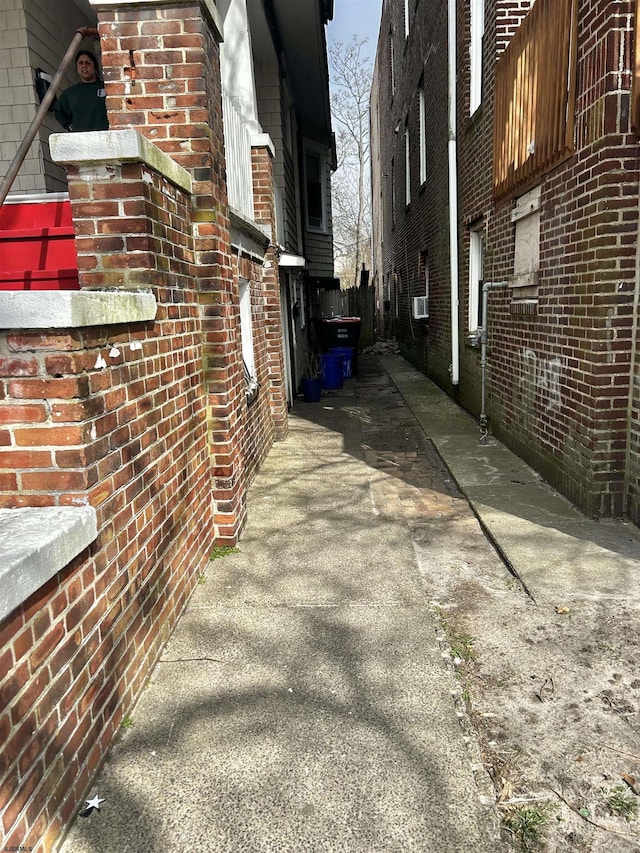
xmin=0 ymin=199 xmax=79 ymax=291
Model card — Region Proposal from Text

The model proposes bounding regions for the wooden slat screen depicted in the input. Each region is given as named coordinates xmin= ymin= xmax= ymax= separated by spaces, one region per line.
xmin=493 ymin=0 xmax=578 ymax=199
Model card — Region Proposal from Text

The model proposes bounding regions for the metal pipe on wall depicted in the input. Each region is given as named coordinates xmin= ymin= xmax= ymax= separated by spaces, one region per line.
xmin=447 ymin=0 xmax=459 ymax=385
xmin=479 ymin=281 xmax=507 ymax=440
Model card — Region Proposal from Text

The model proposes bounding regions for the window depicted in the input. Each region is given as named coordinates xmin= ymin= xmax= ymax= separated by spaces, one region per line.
xmin=468 ymin=224 xmax=483 ymax=332
xmin=420 ymin=250 xmax=429 ymax=299
xmin=419 ymin=85 xmax=426 ymax=184
xmin=512 ymin=186 xmax=540 ymax=289
xmin=239 ymin=279 xmax=258 ymax=398
xmin=304 ymin=146 xmax=326 ymax=231
xmin=391 ymin=156 xmax=396 ymax=227
xmin=404 ymin=121 xmax=411 ymax=206
xmin=470 ymin=0 xmax=485 ymax=114
xmin=404 ymin=0 xmax=410 ymax=39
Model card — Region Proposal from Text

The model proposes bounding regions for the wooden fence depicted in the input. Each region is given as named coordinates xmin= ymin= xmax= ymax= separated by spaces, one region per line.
xmin=493 ymin=0 xmax=577 ymax=199
xmin=317 ymin=285 xmax=376 ymax=349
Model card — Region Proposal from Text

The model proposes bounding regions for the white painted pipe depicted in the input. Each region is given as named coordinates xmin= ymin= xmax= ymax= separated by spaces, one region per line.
xmin=447 ymin=0 xmax=459 ymax=385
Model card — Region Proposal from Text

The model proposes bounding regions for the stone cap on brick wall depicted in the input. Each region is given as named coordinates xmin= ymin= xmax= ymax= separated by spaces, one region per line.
xmin=50 ymin=129 xmax=193 ymax=195
xmin=0 ymin=506 xmax=98 ymax=623
xmin=0 ymin=290 xmax=158 ymax=329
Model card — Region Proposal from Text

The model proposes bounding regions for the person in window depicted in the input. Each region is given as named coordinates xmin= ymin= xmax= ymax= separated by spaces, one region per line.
xmin=53 ymin=50 xmax=108 ymax=132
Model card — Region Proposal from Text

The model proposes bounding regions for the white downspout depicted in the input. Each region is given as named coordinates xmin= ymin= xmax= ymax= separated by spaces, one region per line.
xmin=447 ymin=0 xmax=460 ymax=385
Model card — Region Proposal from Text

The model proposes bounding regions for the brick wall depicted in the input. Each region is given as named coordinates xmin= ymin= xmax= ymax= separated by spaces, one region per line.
xmin=374 ymin=0 xmax=640 ymax=521
xmin=629 ymin=292 xmax=640 ymax=524
xmin=476 ymin=0 xmax=639 ymax=519
xmin=0 ymin=0 xmax=291 ymax=848
xmin=0 ymin=161 xmax=215 ymax=850
xmin=372 ymin=0 xmax=452 ymax=389
xmin=96 ymin=0 xmax=286 ymax=540
xmin=251 ymin=143 xmax=288 ymax=443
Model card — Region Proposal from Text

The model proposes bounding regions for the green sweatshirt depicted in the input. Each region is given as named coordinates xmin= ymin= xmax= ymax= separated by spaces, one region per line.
xmin=53 ymin=80 xmax=108 ymax=132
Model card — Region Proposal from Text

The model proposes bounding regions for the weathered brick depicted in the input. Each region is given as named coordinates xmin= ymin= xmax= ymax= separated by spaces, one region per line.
xmin=0 ymin=0 xmax=288 ymax=848
xmin=0 ymin=403 xmax=48 ymax=424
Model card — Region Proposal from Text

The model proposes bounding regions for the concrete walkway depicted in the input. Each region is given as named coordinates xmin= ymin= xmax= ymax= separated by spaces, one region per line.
xmin=60 ymin=355 xmax=504 ymax=853
xmin=381 ymin=355 xmax=640 ymax=609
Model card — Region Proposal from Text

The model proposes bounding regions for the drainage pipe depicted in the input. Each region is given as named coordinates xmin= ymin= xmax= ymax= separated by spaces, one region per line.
xmin=447 ymin=0 xmax=459 ymax=385
xmin=0 ymin=26 xmax=99 ymax=208
xmin=479 ymin=281 xmax=507 ymax=437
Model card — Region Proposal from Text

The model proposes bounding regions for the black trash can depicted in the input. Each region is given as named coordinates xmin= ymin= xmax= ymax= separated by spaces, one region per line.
xmin=314 ymin=317 xmax=362 ymax=374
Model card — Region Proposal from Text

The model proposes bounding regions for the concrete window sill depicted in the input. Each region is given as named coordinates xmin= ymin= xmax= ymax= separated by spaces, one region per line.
xmin=0 ymin=506 xmax=98 ymax=623
xmin=0 ymin=290 xmax=157 ymax=330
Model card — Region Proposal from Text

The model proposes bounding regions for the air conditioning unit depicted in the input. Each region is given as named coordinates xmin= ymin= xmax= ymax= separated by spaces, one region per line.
xmin=412 ymin=296 xmax=429 ymax=319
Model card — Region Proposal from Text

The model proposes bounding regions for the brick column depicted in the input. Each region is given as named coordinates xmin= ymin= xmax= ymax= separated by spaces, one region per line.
xmin=93 ymin=0 xmax=247 ymax=540
xmin=251 ymin=140 xmax=288 ymax=440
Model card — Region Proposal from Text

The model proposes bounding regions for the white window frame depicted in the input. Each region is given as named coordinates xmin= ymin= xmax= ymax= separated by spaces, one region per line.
xmin=391 ymin=156 xmax=396 ymax=227
xmin=404 ymin=0 xmax=410 ymax=39
xmin=405 ymin=121 xmax=411 ymax=206
xmin=239 ymin=279 xmax=258 ymax=394
xmin=470 ymin=0 xmax=485 ymax=115
xmin=419 ymin=85 xmax=426 ymax=185
xmin=468 ymin=225 xmax=483 ymax=332
xmin=303 ymin=144 xmax=327 ymax=232
xmin=422 ymin=251 xmax=429 ymax=299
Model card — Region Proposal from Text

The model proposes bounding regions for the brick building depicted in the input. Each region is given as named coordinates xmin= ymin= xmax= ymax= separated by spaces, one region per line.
xmin=0 ymin=0 xmax=334 ymax=848
xmin=371 ymin=0 xmax=640 ymax=525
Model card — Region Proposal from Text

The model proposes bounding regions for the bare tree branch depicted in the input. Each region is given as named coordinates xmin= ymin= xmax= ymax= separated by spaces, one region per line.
xmin=330 ymin=36 xmax=373 ymax=288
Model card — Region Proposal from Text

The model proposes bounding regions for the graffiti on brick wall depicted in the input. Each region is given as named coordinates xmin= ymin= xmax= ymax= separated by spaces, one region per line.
xmin=519 ymin=348 xmax=563 ymax=412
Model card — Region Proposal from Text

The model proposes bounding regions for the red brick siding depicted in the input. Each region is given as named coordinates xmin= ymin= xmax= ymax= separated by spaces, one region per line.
xmin=98 ymin=1 xmax=287 ymax=539
xmin=373 ymin=0 xmax=453 ymax=387
xmin=374 ymin=0 xmax=640 ymax=520
xmin=0 ymin=175 xmax=214 ymax=847
xmin=251 ymin=145 xmax=288 ymax=441
xmin=479 ymin=0 xmax=639 ymax=518
xmin=0 ymin=2 xmax=290 ymax=849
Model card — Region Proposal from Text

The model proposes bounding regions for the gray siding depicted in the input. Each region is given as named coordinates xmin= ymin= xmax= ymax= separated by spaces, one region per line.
xmin=303 ymin=143 xmax=333 ymax=278
xmin=0 ymin=0 xmax=96 ymax=196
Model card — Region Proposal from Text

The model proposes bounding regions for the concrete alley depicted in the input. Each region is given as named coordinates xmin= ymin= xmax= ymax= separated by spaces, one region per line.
xmin=59 ymin=352 xmax=640 ymax=852
xmin=59 ymin=354 xmax=503 ymax=852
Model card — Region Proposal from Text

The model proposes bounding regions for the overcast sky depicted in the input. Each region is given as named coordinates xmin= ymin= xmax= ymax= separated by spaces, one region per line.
xmin=326 ymin=0 xmax=383 ymax=62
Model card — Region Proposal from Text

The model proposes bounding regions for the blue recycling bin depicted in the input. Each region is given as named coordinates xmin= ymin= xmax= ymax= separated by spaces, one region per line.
xmin=319 ymin=352 xmax=344 ymax=389
xmin=328 ymin=346 xmax=354 ymax=379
